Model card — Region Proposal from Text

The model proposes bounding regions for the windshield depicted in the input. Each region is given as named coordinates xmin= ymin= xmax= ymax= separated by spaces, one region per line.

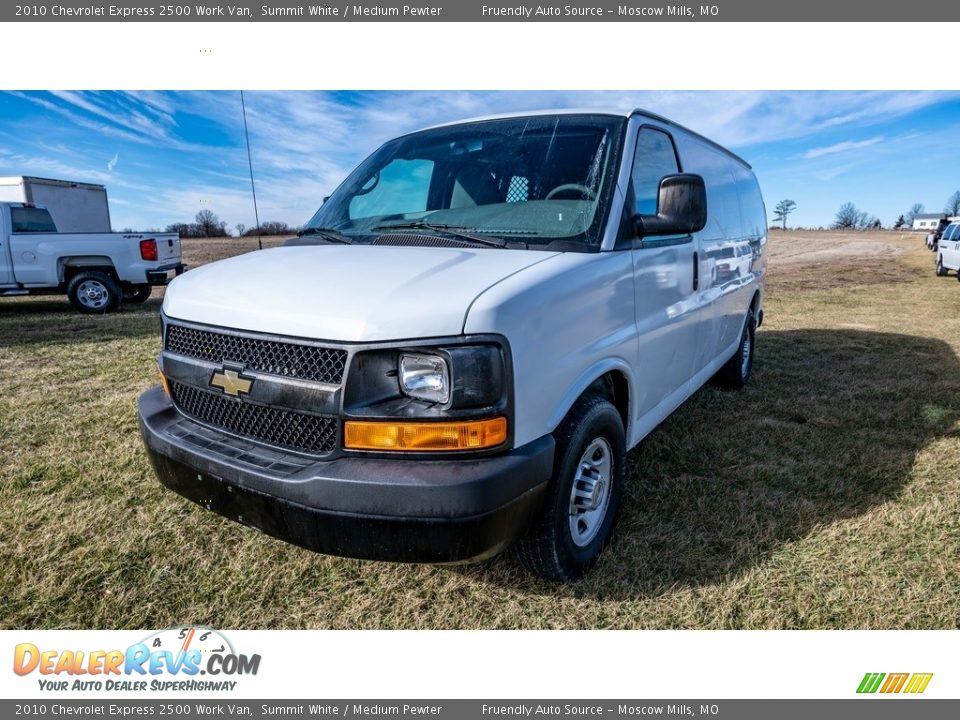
xmin=304 ymin=114 xmax=626 ymax=249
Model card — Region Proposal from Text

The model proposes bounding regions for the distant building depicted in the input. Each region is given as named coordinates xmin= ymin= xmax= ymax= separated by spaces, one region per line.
xmin=913 ymin=213 xmax=948 ymax=231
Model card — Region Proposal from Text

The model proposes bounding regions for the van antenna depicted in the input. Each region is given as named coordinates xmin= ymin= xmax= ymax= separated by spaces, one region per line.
xmin=240 ymin=90 xmax=262 ymax=251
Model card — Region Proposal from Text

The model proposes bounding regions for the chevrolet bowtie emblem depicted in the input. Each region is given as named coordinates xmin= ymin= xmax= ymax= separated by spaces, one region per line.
xmin=210 ymin=368 xmax=253 ymax=397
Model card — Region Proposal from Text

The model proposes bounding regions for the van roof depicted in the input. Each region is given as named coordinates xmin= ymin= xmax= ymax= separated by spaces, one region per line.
xmin=418 ymin=108 xmax=752 ymax=170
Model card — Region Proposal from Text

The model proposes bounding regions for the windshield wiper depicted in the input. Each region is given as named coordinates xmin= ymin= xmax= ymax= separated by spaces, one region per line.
xmin=296 ymin=227 xmax=354 ymax=244
xmin=374 ymin=221 xmax=516 ymax=249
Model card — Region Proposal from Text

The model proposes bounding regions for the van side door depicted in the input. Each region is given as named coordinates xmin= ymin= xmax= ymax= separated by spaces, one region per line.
xmin=673 ymin=139 xmax=747 ymax=373
xmin=628 ymin=126 xmax=700 ymax=420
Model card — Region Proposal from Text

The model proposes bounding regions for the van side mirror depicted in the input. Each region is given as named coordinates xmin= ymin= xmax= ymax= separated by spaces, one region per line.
xmin=633 ymin=173 xmax=707 ymax=237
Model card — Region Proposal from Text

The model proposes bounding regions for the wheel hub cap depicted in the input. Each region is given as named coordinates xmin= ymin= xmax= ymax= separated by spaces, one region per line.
xmin=741 ymin=331 xmax=751 ymax=376
xmin=77 ymin=280 xmax=108 ymax=309
xmin=568 ymin=437 xmax=613 ymax=547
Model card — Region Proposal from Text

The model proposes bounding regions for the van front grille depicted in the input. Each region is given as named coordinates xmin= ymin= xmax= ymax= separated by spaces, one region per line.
xmin=165 ymin=323 xmax=347 ymax=385
xmin=170 ymin=381 xmax=337 ymax=456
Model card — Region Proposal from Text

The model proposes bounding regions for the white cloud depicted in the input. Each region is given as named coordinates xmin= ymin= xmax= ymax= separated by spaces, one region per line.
xmin=802 ymin=137 xmax=885 ymax=159
xmin=107 ymin=152 xmax=119 ymax=172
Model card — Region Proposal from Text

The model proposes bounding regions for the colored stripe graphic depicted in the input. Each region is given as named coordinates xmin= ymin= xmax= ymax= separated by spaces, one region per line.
xmin=857 ymin=673 xmax=885 ymax=693
xmin=880 ymin=673 xmax=909 ymax=693
xmin=857 ymin=672 xmax=932 ymax=694
xmin=903 ymin=673 xmax=933 ymax=694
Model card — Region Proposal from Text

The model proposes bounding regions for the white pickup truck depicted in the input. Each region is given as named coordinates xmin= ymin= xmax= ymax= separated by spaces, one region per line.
xmin=0 ymin=202 xmax=183 ymax=313
xmin=935 ymin=220 xmax=960 ymax=278
xmin=139 ymin=109 xmax=766 ymax=582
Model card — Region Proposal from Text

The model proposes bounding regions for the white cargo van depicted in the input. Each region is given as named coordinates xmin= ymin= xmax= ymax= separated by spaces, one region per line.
xmin=139 ymin=110 xmax=767 ymax=581
xmin=0 ymin=176 xmax=112 ymax=232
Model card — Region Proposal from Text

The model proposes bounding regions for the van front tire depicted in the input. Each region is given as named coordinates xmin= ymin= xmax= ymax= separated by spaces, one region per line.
xmin=512 ymin=395 xmax=626 ymax=583
xmin=937 ymin=258 xmax=947 ymax=276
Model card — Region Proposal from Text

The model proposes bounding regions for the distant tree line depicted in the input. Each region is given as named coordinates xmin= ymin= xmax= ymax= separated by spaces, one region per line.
xmin=242 ymin=220 xmax=296 ymax=236
xmin=164 ymin=210 xmax=298 ymax=238
xmin=771 ymin=190 xmax=960 ymax=233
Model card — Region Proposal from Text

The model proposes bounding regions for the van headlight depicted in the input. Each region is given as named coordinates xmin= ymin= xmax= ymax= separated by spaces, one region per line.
xmin=342 ymin=340 xmax=510 ymax=453
xmin=343 ymin=342 xmax=506 ymax=413
xmin=399 ymin=353 xmax=450 ymax=404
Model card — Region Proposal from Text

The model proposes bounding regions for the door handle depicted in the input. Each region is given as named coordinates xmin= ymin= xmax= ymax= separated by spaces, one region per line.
xmin=693 ymin=252 xmax=699 ymax=291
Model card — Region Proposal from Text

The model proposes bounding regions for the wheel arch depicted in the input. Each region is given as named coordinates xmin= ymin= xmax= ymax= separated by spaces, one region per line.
xmin=59 ymin=256 xmax=118 ymax=284
xmin=547 ymin=360 xmax=633 ymax=441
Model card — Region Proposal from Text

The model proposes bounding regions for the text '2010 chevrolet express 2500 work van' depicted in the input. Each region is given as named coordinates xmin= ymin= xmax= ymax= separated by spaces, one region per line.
xmin=139 ymin=110 xmax=767 ymax=581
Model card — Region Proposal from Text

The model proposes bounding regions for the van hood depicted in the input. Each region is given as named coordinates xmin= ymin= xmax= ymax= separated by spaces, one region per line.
xmin=162 ymin=244 xmax=560 ymax=342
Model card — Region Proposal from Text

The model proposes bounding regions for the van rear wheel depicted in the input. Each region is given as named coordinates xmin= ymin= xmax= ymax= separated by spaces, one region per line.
xmin=512 ymin=395 xmax=626 ymax=583
xmin=714 ymin=309 xmax=755 ymax=390
xmin=937 ymin=258 xmax=947 ymax=276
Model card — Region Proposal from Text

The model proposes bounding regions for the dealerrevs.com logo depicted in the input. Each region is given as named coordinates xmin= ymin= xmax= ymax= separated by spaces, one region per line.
xmin=13 ymin=627 xmax=261 ymax=693
xmin=857 ymin=673 xmax=933 ymax=694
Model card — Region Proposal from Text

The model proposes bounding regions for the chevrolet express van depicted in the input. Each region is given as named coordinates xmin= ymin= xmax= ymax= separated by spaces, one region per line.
xmin=139 ymin=109 xmax=767 ymax=581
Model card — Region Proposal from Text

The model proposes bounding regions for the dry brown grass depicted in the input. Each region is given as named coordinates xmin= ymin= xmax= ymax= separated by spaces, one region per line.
xmin=1 ymin=231 xmax=958 ymax=629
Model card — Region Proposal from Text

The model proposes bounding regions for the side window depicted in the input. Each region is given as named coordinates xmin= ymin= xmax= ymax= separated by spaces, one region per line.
xmin=10 ymin=207 xmax=57 ymax=233
xmin=349 ymin=158 xmax=434 ymax=220
xmin=947 ymin=224 xmax=959 ymax=241
xmin=631 ymin=128 xmax=680 ymax=215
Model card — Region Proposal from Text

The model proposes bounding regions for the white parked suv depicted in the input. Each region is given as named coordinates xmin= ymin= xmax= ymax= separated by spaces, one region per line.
xmin=139 ymin=109 xmax=767 ymax=581
xmin=936 ymin=221 xmax=960 ymax=279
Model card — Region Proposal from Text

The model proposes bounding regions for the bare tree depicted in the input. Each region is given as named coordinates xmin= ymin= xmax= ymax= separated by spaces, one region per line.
xmin=945 ymin=191 xmax=960 ymax=217
xmin=893 ymin=214 xmax=906 ymax=230
xmin=195 ymin=209 xmax=227 ymax=238
xmin=832 ymin=202 xmax=871 ymax=230
xmin=772 ymin=199 xmax=797 ymax=230
xmin=235 ymin=223 xmax=246 ymax=238
xmin=904 ymin=203 xmax=925 ymax=226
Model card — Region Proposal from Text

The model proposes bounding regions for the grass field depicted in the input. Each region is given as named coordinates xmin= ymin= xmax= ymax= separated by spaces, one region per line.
xmin=1 ymin=232 xmax=958 ymax=629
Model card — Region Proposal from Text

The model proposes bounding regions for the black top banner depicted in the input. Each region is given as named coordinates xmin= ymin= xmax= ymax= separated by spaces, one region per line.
xmin=5 ymin=0 xmax=957 ymax=22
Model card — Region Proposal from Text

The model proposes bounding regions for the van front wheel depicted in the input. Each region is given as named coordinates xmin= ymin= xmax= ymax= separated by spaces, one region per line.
xmin=512 ymin=395 xmax=626 ymax=582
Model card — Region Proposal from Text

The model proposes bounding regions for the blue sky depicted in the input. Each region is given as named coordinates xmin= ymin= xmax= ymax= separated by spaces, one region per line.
xmin=1 ymin=90 xmax=958 ymax=231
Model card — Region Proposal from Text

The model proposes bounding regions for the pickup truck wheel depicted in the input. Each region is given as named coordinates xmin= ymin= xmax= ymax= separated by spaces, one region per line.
xmin=936 ymin=258 xmax=947 ymax=276
xmin=512 ymin=395 xmax=626 ymax=582
xmin=713 ymin=309 xmax=755 ymax=390
xmin=67 ymin=271 xmax=121 ymax=314
xmin=123 ymin=284 xmax=152 ymax=303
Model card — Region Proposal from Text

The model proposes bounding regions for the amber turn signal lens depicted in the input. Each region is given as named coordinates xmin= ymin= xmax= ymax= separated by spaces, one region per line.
xmin=158 ymin=365 xmax=172 ymax=398
xmin=344 ymin=417 xmax=508 ymax=452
